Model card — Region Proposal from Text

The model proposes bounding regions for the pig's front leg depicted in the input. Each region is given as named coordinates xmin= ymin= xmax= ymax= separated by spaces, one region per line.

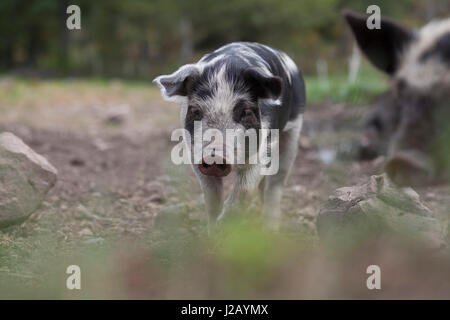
xmin=192 ymin=165 xmax=224 ymax=224
xmin=218 ymin=164 xmax=261 ymax=221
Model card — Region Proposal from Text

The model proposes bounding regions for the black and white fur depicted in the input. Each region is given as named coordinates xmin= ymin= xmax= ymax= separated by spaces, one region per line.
xmin=345 ymin=11 xmax=450 ymax=185
xmin=154 ymin=42 xmax=306 ymax=229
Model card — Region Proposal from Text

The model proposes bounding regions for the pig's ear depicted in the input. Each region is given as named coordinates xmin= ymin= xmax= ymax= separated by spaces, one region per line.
xmin=343 ymin=10 xmax=415 ymax=75
xmin=243 ymin=68 xmax=282 ymax=100
xmin=153 ymin=64 xmax=199 ymax=101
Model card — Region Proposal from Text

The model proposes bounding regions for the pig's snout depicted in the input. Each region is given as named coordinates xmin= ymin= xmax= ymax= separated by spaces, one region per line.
xmin=198 ymin=157 xmax=232 ymax=177
xmin=385 ymin=150 xmax=434 ymax=186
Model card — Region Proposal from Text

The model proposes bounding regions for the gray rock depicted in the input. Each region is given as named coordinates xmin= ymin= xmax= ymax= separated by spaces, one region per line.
xmin=0 ymin=132 xmax=57 ymax=227
xmin=317 ymin=174 xmax=447 ymax=250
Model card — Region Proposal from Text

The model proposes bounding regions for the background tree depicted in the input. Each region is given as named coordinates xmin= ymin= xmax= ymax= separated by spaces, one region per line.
xmin=0 ymin=0 xmax=445 ymax=78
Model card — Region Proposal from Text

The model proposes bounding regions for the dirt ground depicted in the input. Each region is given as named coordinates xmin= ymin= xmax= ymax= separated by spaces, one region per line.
xmin=0 ymin=81 xmax=376 ymax=238
xmin=0 ymin=78 xmax=449 ymax=299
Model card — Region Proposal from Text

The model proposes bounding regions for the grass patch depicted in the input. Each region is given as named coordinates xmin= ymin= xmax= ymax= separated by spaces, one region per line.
xmin=1 ymin=67 xmax=388 ymax=108
xmin=305 ymin=64 xmax=388 ymax=105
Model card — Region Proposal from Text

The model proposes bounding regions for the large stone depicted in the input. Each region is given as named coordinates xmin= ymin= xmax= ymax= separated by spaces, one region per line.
xmin=317 ymin=174 xmax=447 ymax=250
xmin=0 ymin=132 xmax=57 ymax=227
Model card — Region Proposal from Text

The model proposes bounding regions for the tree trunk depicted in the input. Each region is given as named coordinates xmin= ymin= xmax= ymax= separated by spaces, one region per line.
xmin=180 ymin=17 xmax=193 ymax=63
xmin=59 ymin=0 xmax=70 ymax=73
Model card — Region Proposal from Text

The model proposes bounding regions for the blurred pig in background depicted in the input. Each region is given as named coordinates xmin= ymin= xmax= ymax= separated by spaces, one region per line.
xmin=345 ymin=11 xmax=450 ymax=186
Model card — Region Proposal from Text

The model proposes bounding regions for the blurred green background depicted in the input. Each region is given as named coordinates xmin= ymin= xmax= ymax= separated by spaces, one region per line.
xmin=1 ymin=0 xmax=448 ymax=79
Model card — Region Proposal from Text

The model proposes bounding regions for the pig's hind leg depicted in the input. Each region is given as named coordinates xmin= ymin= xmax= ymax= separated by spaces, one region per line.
xmin=262 ymin=116 xmax=303 ymax=230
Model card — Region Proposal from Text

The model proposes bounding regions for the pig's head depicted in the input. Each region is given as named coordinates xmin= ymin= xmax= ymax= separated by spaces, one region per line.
xmin=154 ymin=62 xmax=282 ymax=177
xmin=345 ymin=11 xmax=450 ymax=186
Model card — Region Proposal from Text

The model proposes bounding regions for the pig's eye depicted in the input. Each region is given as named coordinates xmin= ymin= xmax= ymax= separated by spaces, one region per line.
xmin=239 ymin=108 xmax=260 ymax=129
xmin=369 ymin=117 xmax=383 ymax=133
xmin=189 ymin=106 xmax=203 ymax=121
xmin=241 ymin=109 xmax=255 ymax=120
xmin=396 ymin=79 xmax=407 ymax=97
xmin=232 ymin=100 xmax=260 ymax=129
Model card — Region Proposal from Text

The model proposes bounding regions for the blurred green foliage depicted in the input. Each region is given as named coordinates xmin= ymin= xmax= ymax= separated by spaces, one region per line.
xmin=305 ymin=62 xmax=388 ymax=104
xmin=1 ymin=0 xmax=442 ymax=78
xmin=432 ymin=121 xmax=450 ymax=176
xmin=1 ymin=207 xmax=448 ymax=299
